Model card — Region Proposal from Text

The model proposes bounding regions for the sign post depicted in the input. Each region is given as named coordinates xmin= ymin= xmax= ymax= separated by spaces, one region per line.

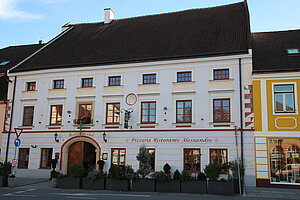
xmin=12 ymin=128 xmax=23 ymax=175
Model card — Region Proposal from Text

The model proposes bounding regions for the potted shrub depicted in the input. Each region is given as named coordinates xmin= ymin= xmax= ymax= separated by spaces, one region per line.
xmin=57 ymin=164 xmax=87 ymax=189
xmin=154 ymin=164 xmax=180 ymax=193
xmin=205 ymin=162 xmax=234 ymax=195
xmin=132 ymin=145 xmax=156 ymax=192
xmin=106 ymin=165 xmax=135 ymax=191
xmin=180 ymin=171 xmax=207 ymax=194
xmin=82 ymin=169 xmax=106 ymax=190
xmin=0 ymin=162 xmax=12 ymax=187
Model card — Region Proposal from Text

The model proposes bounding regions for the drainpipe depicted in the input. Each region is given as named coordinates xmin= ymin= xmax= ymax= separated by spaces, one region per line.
xmin=5 ymin=76 xmax=17 ymax=163
xmin=239 ymin=58 xmax=244 ymax=191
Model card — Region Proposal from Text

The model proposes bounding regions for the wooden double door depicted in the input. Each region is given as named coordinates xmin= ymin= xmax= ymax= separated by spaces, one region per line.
xmin=67 ymin=141 xmax=96 ymax=174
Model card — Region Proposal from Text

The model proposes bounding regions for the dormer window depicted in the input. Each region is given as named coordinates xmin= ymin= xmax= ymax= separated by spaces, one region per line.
xmin=0 ymin=61 xmax=10 ymax=65
xmin=287 ymin=48 xmax=300 ymax=54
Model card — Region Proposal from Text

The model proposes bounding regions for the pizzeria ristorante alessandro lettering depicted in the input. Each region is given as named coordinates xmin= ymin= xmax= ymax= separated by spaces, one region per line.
xmin=128 ymin=137 xmax=219 ymax=143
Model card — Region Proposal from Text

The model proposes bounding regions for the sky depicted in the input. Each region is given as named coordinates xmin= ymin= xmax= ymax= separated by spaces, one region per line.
xmin=0 ymin=0 xmax=300 ymax=49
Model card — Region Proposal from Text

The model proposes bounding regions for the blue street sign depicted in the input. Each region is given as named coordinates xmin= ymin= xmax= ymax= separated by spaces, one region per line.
xmin=14 ymin=138 xmax=21 ymax=147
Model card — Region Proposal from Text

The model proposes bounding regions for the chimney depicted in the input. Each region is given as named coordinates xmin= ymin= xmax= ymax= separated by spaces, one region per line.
xmin=104 ymin=8 xmax=114 ymax=24
xmin=38 ymin=40 xmax=44 ymax=44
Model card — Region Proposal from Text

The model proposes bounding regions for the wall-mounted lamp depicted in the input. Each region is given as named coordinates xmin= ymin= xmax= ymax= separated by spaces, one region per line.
xmin=102 ymin=132 xmax=107 ymax=143
xmin=54 ymin=133 xmax=59 ymax=143
xmin=102 ymin=153 xmax=108 ymax=160
xmin=31 ymin=145 xmax=37 ymax=148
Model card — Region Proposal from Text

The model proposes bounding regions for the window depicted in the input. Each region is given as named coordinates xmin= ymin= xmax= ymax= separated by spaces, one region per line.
xmin=50 ymin=105 xmax=63 ymax=125
xmin=141 ymin=102 xmax=156 ymax=123
xmin=210 ymin=149 xmax=228 ymax=165
xmin=108 ymin=76 xmax=121 ymax=86
xmin=177 ymin=71 xmax=192 ymax=82
xmin=106 ymin=103 xmax=120 ymax=124
xmin=213 ymin=99 xmax=230 ymax=122
xmin=213 ymin=69 xmax=229 ymax=80
xmin=183 ymin=148 xmax=201 ymax=172
xmin=18 ymin=148 xmax=30 ymax=168
xmin=78 ymin=104 xmax=92 ymax=124
xmin=287 ymin=49 xmax=300 ymax=54
xmin=40 ymin=148 xmax=53 ymax=169
xmin=22 ymin=106 xmax=34 ymax=126
xmin=81 ymin=78 xmax=93 ymax=87
xmin=269 ymin=139 xmax=300 ymax=184
xmin=143 ymin=74 xmax=156 ymax=84
xmin=53 ymin=80 xmax=64 ymax=89
xmin=111 ymin=148 xmax=126 ymax=166
xmin=176 ymin=100 xmax=192 ymax=123
xmin=140 ymin=149 xmax=155 ymax=171
xmin=274 ymin=84 xmax=295 ymax=113
xmin=26 ymin=82 xmax=36 ymax=91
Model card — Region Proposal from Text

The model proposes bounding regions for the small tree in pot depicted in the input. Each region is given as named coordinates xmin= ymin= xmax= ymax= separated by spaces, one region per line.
xmin=106 ymin=164 xmax=136 ymax=191
xmin=153 ymin=164 xmax=180 ymax=193
xmin=0 ymin=162 xmax=12 ymax=187
xmin=82 ymin=169 xmax=106 ymax=190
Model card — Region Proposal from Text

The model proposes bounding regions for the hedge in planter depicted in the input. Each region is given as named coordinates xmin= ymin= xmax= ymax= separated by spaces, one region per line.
xmin=57 ymin=164 xmax=87 ymax=189
xmin=153 ymin=165 xmax=180 ymax=193
xmin=0 ymin=162 xmax=12 ymax=187
xmin=106 ymin=165 xmax=135 ymax=191
xmin=180 ymin=171 xmax=207 ymax=194
xmin=82 ymin=169 xmax=106 ymax=190
xmin=132 ymin=145 xmax=156 ymax=192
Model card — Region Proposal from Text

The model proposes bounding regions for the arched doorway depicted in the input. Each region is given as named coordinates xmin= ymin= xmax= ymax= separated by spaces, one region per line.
xmin=67 ymin=141 xmax=96 ymax=174
xmin=61 ymin=136 xmax=101 ymax=175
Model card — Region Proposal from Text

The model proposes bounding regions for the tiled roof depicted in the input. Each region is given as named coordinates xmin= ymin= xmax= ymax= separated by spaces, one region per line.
xmin=252 ymin=29 xmax=300 ymax=73
xmin=11 ymin=2 xmax=250 ymax=73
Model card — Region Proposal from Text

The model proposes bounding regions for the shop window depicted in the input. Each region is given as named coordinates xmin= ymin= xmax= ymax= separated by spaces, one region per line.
xmin=50 ymin=105 xmax=63 ymax=125
xmin=81 ymin=78 xmax=93 ymax=87
xmin=213 ymin=69 xmax=229 ymax=80
xmin=213 ymin=99 xmax=230 ymax=122
xmin=108 ymin=76 xmax=121 ymax=86
xmin=53 ymin=79 xmax=64 ymax=89
xmin=269 ymin=139 xmax=300 ymax=184
xmin=111 ymin=148 xmax=126 ymax=166
xmin=176 ymin=100 xmax=192 ymax=123
xmin=143 ymin=74 xmax=156 ymax=84
xmin=140 ymin=148 xmax=155 ymax=171
xmin=274 ymin=84 xmax=295 ymax=113
xmin=177 ymin=71 xmax=192 ymax=82
xmin=26 ymin=82 xmax=36 ymax=91
xmin=106 ymin=103 xmax=120 ymax=124
xmin=183 ymin=148 xmax=201 ymax=172
xmin=22 ymin=106 xmax=34 ymax=126
xmin=77 ymin=104 xmax=92 ymax=124
xmin=18 ymin=148 xmax=30 ymax=168
xmin=40 ymin=148 xmax=53 ymax=169
xmin=141 ymin=102 xmax=156 ymax=123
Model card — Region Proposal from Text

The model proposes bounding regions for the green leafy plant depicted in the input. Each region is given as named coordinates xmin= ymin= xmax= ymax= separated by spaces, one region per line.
xmin=152 ymin=171 xmax=171 ymax=182
xmin=204 ymin=162 xmax=222 ymax=181
xmin=180 ymin=171 xmax=194 ymax=181
xmin=87 ymin=169 xmax=106 ymax=182
xmin=197 ymin=172 xmax=207 ymax=181
xmin=163 ymin=163 xmax=171 ymax=176
xmin=108 ymin=164 xmax=136 ymax=180
xmin=228 ymin=160 xmax=245 ymax=180
xmin=173 ymin=170 xmax=181 ymax=180
xmin=70 ymin=164 xmax=87 ymax=178
xmin=136 ymin=145 xmax=151 ymax=179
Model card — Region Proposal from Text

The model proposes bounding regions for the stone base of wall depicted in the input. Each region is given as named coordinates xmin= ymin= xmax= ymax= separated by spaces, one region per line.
xmin=257 ymin=179 xmax=300 ymax=189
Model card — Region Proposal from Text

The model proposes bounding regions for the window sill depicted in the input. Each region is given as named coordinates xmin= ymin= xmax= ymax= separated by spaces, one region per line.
xmin=18 ymin=125 xmax=34 ymax=129
xmin=209 ymin=79 xmax=233 ymax=82
xmin=172 ymin=81 xmax=195 ymax=84
xmin=48 ymin=88 xmax=66 ymax=91
xmin=210 ymin=122 xmax=234 ymax=127
xmin=104 ymin=85 xmax=124 ymax=88
xmin=103 ymin=124 xmax=122 ymax=129
xmin=138 ymin=83 xmax=160 ymax=86
xmin=77 ymin=86 xmax=96 ymax=89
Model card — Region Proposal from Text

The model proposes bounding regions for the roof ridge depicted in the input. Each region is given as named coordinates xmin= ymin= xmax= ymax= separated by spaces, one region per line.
xmin=71 ymin=2 xmax=244 ymax=26
xmin=252 ymin=29 xmax=300 ymax=34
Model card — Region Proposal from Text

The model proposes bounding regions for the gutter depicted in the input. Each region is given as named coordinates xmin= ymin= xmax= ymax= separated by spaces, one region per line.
xmin=239 ymin=58 xmax=245 ymax=192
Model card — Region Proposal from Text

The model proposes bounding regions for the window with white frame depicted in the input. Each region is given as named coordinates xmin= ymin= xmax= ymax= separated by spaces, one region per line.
xmin=274 ymin=84 xmax=295 ymax=113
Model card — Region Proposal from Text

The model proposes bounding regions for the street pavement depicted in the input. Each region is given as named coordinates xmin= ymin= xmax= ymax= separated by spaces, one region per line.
xmin=0 ymin=178 xmax=299 ymax=200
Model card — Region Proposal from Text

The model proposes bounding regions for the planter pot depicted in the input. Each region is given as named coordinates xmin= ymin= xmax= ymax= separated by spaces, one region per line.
xmin=234 ymin=179 xmax=243 ymax=194
xmin=181 ymin=180 xmax=207 ymax=194
xmin=82 ymin=178 xmax=105 ymax=190
xmin=0 ymin=176 xmax=8 ymax=187
xmin=8 ymin=177 xmax=16 ymax=188
xmin=52 ymin=178 xmax=58 ymax=188
xmin=156 ymin=180 xmax=180 ymax=193
xmin=132 ymin=179 xmax=156 ymax=192
xmin=208 ymin=181 xmax=235 ymax=195
xmin=106 ymin=178 xmax=130 ymax=191
xmin=57 ymin=177 xmax=82 ymax=189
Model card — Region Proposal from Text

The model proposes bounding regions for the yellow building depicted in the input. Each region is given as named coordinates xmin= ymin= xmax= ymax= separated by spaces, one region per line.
xmin=253 ymin=30 xmax=300 ymax=188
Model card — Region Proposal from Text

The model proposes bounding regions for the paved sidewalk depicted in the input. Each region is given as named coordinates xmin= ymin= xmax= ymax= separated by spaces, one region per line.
xmin=245 ymin=186 xmax=300 ymax=199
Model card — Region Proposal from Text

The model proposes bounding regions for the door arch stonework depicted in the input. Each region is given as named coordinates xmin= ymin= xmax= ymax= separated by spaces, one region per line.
xmin=60 ymin=136 xmax=101 ymax=174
